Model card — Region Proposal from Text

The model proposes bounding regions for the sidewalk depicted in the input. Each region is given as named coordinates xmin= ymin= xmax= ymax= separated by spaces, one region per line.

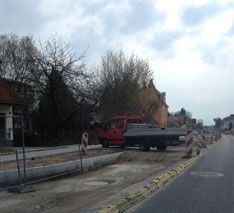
xmin=0 ymin=144 xmax=102 ymax=163
xmin=0 ymin=146 xmax=185 ymax=213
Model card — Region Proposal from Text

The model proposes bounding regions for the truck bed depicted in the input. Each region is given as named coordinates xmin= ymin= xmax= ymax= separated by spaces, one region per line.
xmin=124 ymin=124 xmax=187 ymax=137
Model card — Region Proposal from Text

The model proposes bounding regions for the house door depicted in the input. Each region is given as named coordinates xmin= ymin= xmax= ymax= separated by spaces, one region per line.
xmin=0 ymin=113 xmax=5 ymax=139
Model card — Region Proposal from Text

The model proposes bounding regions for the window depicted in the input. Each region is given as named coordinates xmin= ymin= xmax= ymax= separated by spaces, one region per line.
xmin=106 ymin=119 xmax=116 ymax=130
xmin=127 ymin=119 xmax=143 ymax=124
xmin=117 ymin=119 xmax=124 ymax=129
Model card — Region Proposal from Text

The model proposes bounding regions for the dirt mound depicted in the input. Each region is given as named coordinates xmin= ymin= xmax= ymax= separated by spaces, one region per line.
xmin=0 ymin=149 xmax=116 ymax=171
xmin=118 ymin=148 xmax=184 ymax=165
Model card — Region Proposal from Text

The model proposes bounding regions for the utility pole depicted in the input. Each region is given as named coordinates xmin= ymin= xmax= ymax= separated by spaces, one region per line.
xmin=161 ymin=104 xmax=163 ymax=128
xmin=0 ymin=59 xmax=2 ymax=74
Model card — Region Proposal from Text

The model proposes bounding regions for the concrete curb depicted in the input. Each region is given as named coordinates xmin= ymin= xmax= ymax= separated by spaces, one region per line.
xmin=207 ymin=144 xmax=215 ymax=149
xmin=99 ymin=154 xmax=203 ymax=213
xmin=0 ymin=152 xmax=123 ymax=185
xmin=207 ymin=138 xmax=221 ymax=149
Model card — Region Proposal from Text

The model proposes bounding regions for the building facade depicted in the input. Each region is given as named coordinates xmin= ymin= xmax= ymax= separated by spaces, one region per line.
xmin=0 ymin=78 xmax=26 ymax=145
xmin=221 ymin=114 xmax=234 ymax=131
xmin=140 ymin=80 xmax=169 ymax=128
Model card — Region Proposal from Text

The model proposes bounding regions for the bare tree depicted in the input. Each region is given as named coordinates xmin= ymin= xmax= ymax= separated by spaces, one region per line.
xmin=214 ymin=118 xmax=221 ymax=130
xmin=98 ymin=50 xmax=153 ymax=122
xmin=0 ymin=33 xmax=39 ymax=117
xmin=32 ymin=35 xmax=99 ymax=135
xmin=0 ymin=34 xmax=100 ymax=133
xmin=0 ymin=33 xmax=37 ymax=85
xmin=196 ymin=119 xmax=204 ymax=129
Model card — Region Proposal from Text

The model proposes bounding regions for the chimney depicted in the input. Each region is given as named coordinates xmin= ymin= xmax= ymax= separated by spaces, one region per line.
xmin=161 ymin=92 xmax=166 ymax=103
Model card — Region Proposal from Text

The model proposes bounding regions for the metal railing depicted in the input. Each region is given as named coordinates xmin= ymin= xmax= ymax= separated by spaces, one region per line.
xmin=0 ymin=115 xmax=92 ymax=193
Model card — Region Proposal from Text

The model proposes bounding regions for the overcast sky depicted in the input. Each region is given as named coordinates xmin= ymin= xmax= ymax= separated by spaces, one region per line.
xmin=1 ymin=0 xmax=234 ymax=125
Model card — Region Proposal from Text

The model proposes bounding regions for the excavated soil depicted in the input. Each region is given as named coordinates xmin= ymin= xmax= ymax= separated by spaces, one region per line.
xmin=0 ymin=150 xmax=116 ymax=171
xmin=0 ymin=146 xmax=185 ymax=213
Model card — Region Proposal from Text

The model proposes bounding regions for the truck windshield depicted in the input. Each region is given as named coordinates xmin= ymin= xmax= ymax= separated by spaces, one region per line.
xmin=127 ymin=119 xmax=143 ymax=124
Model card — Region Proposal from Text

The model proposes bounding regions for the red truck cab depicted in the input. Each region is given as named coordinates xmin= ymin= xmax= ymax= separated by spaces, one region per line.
xmin=99 ymin=116 xmax=144 ymax=147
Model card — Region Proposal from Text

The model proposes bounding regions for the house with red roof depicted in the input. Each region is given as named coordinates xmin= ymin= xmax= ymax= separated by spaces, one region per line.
xmin=0 ymin=78 xmax=26 ymax=145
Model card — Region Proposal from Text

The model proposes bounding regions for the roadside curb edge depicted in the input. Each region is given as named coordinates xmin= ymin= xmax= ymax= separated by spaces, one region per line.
xmin=99 ymin=154 xmax=203 ymax=213
xmin=207 ymin=138 xmax=221 ymax=149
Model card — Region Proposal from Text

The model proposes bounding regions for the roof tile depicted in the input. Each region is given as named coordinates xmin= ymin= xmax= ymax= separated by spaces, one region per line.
xmin=0 ymin=78 xmax=26 ymax=105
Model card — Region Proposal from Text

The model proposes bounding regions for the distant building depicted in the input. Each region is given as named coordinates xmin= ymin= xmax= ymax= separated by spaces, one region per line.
xmin=168 ymin=113 xmax=187 ymax=127
xmin=6 ymin=79 xmax=35 ymax=133
xmin=139 ymin=80 xmax=169 ymax=127
xmin=221 ymin=114 xmax=234 ymax=131
xmin=168 ymin=108 xmax=196 ymax=128
xmin=0 ymin=78 xmax=26 ymax=145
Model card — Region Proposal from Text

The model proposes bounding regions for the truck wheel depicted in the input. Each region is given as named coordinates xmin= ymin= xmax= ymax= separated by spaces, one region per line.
xmin=139 ymin=142 xmax=150 ymax=151
xmin=102 ymin=139 xmax=109 ymax=148
xmin=156 ymin=144 xmax=167 ymax=151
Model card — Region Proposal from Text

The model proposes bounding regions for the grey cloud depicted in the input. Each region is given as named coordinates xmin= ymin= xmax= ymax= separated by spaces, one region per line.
xmin=72 ymin=0 xmax=168 ymax=61
xmin=124 ymin=0 xmax=166 ymax=32
xmin=227 ymin=20 xmax=234 ymax=36
xmin=0 ymin=0 xmax=47 ymax=35
xmin=199 ymin=45 xmax=217 ymax=65
xmin=198 ymin=39 xmax=234 ymax=67
xmin=71 ymin=33 xmax=100 ymax=58
xmin=84 ymin=1 xmax=107 ymax=14
xmin=84 ymin=0 xmax=166 ymax=35
xmin=82 ymin=1 xmax=128 ymax=37
xmin=151 ymin=31 xmax=182 ymax=51
xmin=181 ymin=1 xmax=232 ymax=27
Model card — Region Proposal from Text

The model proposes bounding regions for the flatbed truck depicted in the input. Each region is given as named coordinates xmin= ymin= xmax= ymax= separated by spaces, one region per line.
xmin=99 ymin=116 xmax=187 ymax=151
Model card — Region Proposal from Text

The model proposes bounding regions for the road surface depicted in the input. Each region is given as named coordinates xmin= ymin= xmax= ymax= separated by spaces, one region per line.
xmin=128 ymin=135 xmax=234 ymax=213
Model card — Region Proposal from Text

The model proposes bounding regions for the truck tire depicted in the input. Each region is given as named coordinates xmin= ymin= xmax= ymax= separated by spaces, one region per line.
xmin=156 ymin=143 xmax=167 ymax=151
xmin=102 ymin=139 xmax=109 ymax=148
xmin=139 ymin=142 xmax=150 ymax=151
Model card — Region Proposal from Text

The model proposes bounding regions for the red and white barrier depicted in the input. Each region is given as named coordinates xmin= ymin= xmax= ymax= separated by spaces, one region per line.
xmin=215 ymin=133 xmax=218 ymax=141
xmin=218 ymin=132 xmax=221 ymax=140
xmin=81 ymin=132 xmax=88 ymax=154
xmin=215 ymin=132 xmax=221 ymax=140
xmin=183 ymin=129 xmax=193 ymax=158
xmin=209 ymin=135 xmax=213 ymax=145
xmin=197 ymin=140 xmax=201 ymax=155
xmin=207 ymin=135 xmax=211 ymax=145
xmin=201 ymin=131 xmax=207 ymax=148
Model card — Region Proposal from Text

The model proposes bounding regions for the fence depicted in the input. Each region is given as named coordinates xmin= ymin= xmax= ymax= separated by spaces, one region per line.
xmin=0 ymin=115 xmax=112 ymax=193
xmin=0 ymin=115 xmax=28 ymax=191
xmin=13 ymin=128 xmax=100 ymax=147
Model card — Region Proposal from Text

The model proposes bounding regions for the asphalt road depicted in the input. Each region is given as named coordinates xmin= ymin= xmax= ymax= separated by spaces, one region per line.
xmin=127 ymin=135 xmax=234 ymax=213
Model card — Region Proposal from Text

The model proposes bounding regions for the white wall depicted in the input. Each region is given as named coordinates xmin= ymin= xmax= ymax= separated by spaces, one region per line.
xmin=223 ymin=119 xmax=234 ymax=130
xmin=0 ymin=104 xmax=13 ymax=140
